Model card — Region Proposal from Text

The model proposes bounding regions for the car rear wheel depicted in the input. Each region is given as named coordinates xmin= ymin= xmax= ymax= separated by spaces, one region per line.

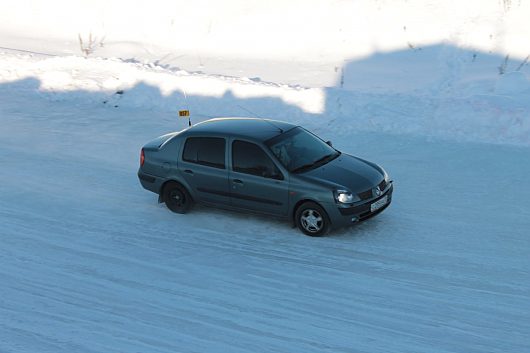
xmin=295 ymin=202 xmax=330 ymax=236
xmin=162 ymin=182 xmax=193 ymax=214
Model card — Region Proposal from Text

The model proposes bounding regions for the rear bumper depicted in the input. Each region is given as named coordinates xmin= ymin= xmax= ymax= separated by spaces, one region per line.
xmin=326 ymin=183 xmax=393 ymax=229
xmin=138 ymin=170 xmax=164 ymax=194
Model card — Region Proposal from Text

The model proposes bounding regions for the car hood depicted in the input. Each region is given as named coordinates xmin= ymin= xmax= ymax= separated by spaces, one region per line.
xmin=297 ymin=153 xmax=383 ymax=192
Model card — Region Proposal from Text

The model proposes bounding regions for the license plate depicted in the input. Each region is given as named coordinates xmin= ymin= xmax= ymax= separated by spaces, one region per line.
xmin=370 ymin=195 xmax=388 ymax=212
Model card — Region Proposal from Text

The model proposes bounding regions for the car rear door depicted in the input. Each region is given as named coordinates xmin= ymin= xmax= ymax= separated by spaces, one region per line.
xmin=179 ymin=136 xmax=230 ymax=205
xmin=229 ymin=139 xmax=289 ymax=216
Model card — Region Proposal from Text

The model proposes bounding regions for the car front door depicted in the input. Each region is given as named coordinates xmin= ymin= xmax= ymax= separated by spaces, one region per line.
xmin=179 ymin=136 xmax=230 ymax=205
xmin=229 ymin=139 xmax=289 ymax=216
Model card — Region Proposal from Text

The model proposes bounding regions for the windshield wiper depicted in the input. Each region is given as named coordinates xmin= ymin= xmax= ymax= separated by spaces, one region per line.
xmin=291 ymin=152 xmax=340 ymax=173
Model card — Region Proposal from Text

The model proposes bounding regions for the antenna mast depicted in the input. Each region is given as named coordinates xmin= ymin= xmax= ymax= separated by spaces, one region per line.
xmin=179 ymin=89 xmax=192 ymax=126
xmin=237 ymin=104 xmax=283 ymax=133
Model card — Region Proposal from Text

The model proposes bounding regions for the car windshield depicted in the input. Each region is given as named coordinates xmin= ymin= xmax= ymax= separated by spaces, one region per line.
xmin=265 ymin=127 xmax=340 ymax=173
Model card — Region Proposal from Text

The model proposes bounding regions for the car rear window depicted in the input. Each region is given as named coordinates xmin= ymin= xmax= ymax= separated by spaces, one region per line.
xmin=183 ymin=137 xmax=225 ymax=169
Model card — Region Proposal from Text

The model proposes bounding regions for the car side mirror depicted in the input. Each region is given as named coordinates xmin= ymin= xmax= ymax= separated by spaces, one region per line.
xmin=326 ymin=140 xmax=333 ymax=147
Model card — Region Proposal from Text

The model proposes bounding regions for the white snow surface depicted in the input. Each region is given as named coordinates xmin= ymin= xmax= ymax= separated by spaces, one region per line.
xmin=2 ymin=0 xmax=530 ymax=59
xmin=1 ymin=0 xmax=530 ymax=86
xmin=1 ymin=50 xmax=530 ymax=353
xmin=1 ymin=1 xmax=530 ymax=352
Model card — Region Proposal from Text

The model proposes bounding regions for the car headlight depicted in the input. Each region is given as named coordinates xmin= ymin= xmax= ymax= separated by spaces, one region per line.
xmin=334 ymin=189 xmax=354 ymax=204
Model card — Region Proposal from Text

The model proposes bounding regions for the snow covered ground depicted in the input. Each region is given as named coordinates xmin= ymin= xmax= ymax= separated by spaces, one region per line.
xmin=1 ymin=1 xmax=530 ymax=352
xmin=2 ymin=0 xmax=530 ymax=86
xmin=1 ymin=52 xmax=530 ymax=353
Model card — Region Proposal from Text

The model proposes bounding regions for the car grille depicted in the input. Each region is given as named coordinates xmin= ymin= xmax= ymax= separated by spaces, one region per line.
xmin=357 ymin=179 xmax=387 ymax=200
xmin=357 ymin=189 xmax=373 ymax=200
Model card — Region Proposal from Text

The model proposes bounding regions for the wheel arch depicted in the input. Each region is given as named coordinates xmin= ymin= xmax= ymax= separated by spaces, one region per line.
xmin=291 ymin=198 xmax=330 ymax=226
xmin=158 ymin=179 xmax=193 ymax=203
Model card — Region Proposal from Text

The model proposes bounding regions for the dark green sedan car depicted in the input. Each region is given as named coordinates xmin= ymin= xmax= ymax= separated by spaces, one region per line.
xmin=138 ymin=118 xmax=393 ymax=236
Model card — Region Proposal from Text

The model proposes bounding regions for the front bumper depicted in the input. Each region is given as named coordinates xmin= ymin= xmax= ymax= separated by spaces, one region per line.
xmin=326 ymin=183 xmax=394 ymax=229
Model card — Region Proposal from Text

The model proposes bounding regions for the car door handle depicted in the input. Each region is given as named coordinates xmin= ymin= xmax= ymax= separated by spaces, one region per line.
xmin=184 ymin=169 xmax=194 ymax=175
xmin=232 ymin=179 xmax=243 ymax=184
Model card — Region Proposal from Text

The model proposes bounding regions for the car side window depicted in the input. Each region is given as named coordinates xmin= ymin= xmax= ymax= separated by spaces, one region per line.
xmin=232 ymin=140 xmax=283 ymax=179
xmin=183 ymin=137 xmax=225 ymax=169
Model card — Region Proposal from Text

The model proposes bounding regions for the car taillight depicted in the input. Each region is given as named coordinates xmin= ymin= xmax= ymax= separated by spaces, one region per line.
xmin=140 ymin=148 xmax=145 ymax=166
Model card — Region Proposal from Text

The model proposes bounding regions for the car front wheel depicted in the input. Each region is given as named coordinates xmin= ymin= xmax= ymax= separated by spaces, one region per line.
xmin=295 ymin=202 xmax=330 ymax=236
xmin=162 ymin=182 xmax=193 ymax=214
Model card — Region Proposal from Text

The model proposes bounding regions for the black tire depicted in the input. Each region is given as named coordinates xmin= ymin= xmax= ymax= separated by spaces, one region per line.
xmin=295 ymin=201 xmax=331 ymax=236
xmin=162 ymin=182 xmax=193 ymax=214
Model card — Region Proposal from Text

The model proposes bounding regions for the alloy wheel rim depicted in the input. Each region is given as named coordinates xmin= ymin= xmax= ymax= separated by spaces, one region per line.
xmin=301 ymin=209 xmax=323 ymax=233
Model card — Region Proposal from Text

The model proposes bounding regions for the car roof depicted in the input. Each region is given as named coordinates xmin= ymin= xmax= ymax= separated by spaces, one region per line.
xmin=184 ymin=117 xmax=297 ymax=141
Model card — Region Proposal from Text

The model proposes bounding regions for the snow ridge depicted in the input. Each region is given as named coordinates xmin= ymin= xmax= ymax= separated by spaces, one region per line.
xmin=1 ymin=52 xmax=529 ymax=146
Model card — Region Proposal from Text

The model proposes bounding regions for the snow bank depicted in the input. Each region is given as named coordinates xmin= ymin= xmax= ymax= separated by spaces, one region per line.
xmin=0 ymin=53 xmax=325 ymax=115
xmin=1 ymin=0 xmax=529 ymax=62
xmin=495 ymin=71 xmax=530 ymax=95
xmin=1 ymin=52 xmax=529 ymax=146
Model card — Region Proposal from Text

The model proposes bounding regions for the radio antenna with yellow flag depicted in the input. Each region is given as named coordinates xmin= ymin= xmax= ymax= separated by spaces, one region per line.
xmin=179 ymin=89 xmax=191 ymax=127
xmin=179 ymin=109 xmax=191 ymax=127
